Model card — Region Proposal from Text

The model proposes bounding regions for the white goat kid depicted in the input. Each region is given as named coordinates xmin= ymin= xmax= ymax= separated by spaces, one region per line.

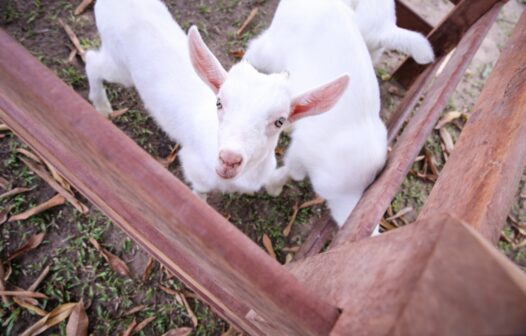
xmin=342 ymin=0 xmax=435 ymax=65
xmin=85 ymin=0 xmax=348 ymax=196
xmin=243 ymin=0 xmax=388 ymax=227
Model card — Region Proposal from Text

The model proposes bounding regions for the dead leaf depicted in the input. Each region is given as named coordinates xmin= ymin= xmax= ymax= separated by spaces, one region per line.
xmin=158 ymin=144 xmax=181 ymax=168
xmin=435 ymin=111 xmax=465 ymax=129
xmin=0 ymin=176 xmax=9 ymax=190
xmin=20 ymin=157 xmax=89 ymax=214
xmin=282 ymin=246 xmax=300 ymax=253
xmin=122 ymin=319 xmax=137 ymax=336
xmin=387 ymin=85 xmax=404 ymax=97
xmin=134 ymin=316 xmax=156 ymax=333
xmin=67 ymin=49 xmax=78 ymax=63
xmin=236 ymin=8 xmax=259 ymax=37
xmin=386 ymin=207 xmax=413 ymax=221
xmin=123 ymin=304 xmax=147 ymax=317
xmin=0 ymin=290 xmax=48 ymax=299
xmin=163 ymin=327 xmax=193 ymax=336
xmin=13 ymin=297 xmax=48 ymax=316
xmin=380 ymin=218 xmax=398 ymax=231
xmin=42 ymin=159 xmax=71 ymax=192
xmin=283 ymin=203 xmax=299 ymax=237
xmin=143 ymin=257 xmax=155 ymax=281
xmin=0 ymin=187 xmax=33 ymax=200
xmin=74 ymin=0 xmax=94 ymax=15
xmin=230 ymin=49 xmax=245 ymax=59
xmin=0 ymin=123 xmax=9 ymax=132
xmin=424 ymin=149 xmax=439 ymax=177
xmin=66 ymin=300 xmax=89 ymax=336
xmin=299 ymin=196 xmax=325 ymax=209
xmin=8 ymin=233 xmax=45 ymax=261
xmin=21 ymin=303 xmax=77 ymax=336
xmin=109 ymin=108 xmax=129 ymax=120
xmin=58 ymin=19 xmax=86 ymax=62
xmin=262 ymin=234 xmax=277 ymax=260
xmin=16 ymin=148 xmax=43 ymax=164
xmin=221 ymin=325 xmax=238 ymax=336
xmin=28 ymin=265 xmax=51 ymax=292
xmin=159 ymin=285 xmax=184 ymax=305
xmin=88 ymin=238 xmax=131 ymax=277
xmin=9 ymin=194 xmax=66 ymax=222
xmin=439 ymin=127 xmax=455 ymax=154
xmin=180 ymin=293 xmax=198 ymax=328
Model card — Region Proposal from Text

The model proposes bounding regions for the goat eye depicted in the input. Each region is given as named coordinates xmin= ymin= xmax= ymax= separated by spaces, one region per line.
xmin=274 ymin=117 xmax=286 ymax=128
xmin=216 ymin=98 xmax=223 ymax=110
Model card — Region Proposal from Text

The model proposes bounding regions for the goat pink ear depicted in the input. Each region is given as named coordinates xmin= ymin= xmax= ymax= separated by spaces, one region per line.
xmin=289 ymin=74 xmax=350 ymax=122
xmin=188 ymin=26 xmax=227 ymax=94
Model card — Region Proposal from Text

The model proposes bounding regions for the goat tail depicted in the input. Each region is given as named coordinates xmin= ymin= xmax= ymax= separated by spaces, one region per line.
xmin=381 ymin=27 xmax=435 ymax=64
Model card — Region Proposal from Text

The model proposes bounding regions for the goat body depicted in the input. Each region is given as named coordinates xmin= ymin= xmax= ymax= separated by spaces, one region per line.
xmin=85 ymin=0 xmax=278 ymax=194
xmin=244 ymin=0 xmax=388 ymax=226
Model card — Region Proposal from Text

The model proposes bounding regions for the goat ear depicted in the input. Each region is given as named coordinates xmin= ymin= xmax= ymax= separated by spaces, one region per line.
xmin=188 ymin=26 xmax=227 ymax=94
xmin=289 ymin=74 xmax=350 ymax=122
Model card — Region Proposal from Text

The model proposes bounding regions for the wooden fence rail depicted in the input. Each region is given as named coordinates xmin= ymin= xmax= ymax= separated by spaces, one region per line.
xmin=0 ymin=29 xmax=338 ymax=336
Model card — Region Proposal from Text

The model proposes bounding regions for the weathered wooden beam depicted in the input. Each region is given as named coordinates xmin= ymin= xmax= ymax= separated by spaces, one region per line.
xmin=393 ymin=0 xmax=502 ymax=88
xmin=419 ymin=10 xmax=526 ymax=244
xmin=0 ymin=29 xmax=340 ymax=336
xmin=395 ymin=0 xmax=433 ymax=36
xmin=288 ymin=214 xmax=526 ymax=335
xmin=331 ymin=3 xmax=502 ymax=247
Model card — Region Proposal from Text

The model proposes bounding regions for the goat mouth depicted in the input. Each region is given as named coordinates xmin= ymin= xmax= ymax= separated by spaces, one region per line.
xmin=215 ymin=166 xmax=239 ymax=180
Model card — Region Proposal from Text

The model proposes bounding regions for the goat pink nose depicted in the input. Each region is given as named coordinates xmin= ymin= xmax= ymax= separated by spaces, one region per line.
xmin=219 ymin=150 xmax=243 ymax=167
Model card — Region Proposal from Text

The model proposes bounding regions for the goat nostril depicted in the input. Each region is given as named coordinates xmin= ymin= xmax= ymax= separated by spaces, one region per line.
xmin=219 ymin=150 xmax=243 ymax=167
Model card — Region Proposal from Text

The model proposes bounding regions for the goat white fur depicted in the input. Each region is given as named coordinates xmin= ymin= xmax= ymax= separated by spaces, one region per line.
xmin=85 ymin=0 xmax=349 ymax=196
xmin=242 ymin=0 xmax=388 ymax=226
xmin=341 ymin=0 xmax=435 ymax=64
xmin=86 ymin=0 xmax=284 ymax=194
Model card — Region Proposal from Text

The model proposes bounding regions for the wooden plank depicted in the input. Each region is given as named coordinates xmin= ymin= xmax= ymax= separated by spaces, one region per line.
xmin=395 ymin=0 xmax=433 ymax=35
xmin=393 ymin=0 xmax=502 ymax=88
xmin=0 ymin=29 xmax=340 ymax=336
xmin=386 ymin=61 xmax=439 ymax=143
xmin=331 ymin=3 xmax=502 ymax=248
xmin=293 ymin=210 xmax=337 ymax=261
xmin=287 ymin=214 xmax=526 ymax=335
xmin=419 ymin=10 xmax=526 ymax=244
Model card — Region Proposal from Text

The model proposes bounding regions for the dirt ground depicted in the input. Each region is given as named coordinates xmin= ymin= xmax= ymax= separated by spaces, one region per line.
xmin=0 ymin=0 xmax=525 ymax=335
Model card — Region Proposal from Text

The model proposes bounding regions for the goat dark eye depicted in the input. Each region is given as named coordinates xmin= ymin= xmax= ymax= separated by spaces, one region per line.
xmin=274 ymin=117 xmax=286 ymax=128
xmin=216 ymin=98 xmax=223 ymax=110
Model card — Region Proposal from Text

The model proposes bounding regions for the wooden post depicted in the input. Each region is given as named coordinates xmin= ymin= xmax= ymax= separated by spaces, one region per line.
xmin=419 ymin=10 xmax=526 ymax=244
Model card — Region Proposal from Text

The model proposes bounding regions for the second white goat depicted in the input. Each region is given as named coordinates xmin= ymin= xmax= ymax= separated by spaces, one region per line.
xmin=241 ymin=0 xmax=388 ymax=226
xmin=342 ymin=0 xmax=435 ymax=64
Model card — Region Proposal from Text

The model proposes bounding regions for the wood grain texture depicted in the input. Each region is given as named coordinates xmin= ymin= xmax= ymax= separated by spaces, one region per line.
xmin=288 ymin=214 xmax=526 ymax=335
xmin=419 ymin=10 xmax=526 ymax=244
xmin=331 ymin=3 xmax=502 ymax=248
xmin=395 ymin=0 xmax=433 ymax=35
xmin=393 ymin=0 xmax=502 ymax=88
xmin=0 ymin=29 xmax=339 ymax=336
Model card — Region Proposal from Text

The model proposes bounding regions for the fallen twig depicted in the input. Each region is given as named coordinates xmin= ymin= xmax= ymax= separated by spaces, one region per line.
xmin=0 ymin=290 xmax=48 ymax=299
xmin=236 ymin=8 xmax=259 ymax=37
xmin=58 ymin=19 xmax=86 ymax=62
xmin=9 ymin=194 xmax=66 ymax=222
xmin=283 ymin=203 xmax=299 ymax=238
xmin=20 ymin=157 xmax=89 ymax=214
xmin=0 ymin=187 xmax=33 ymax=200
xmin=74 ymin=0 xmax=94 ymax=16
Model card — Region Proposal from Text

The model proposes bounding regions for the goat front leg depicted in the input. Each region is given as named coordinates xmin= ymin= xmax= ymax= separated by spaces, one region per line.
xmin=86 ymin=50 xmax=114 ymax=117
xmin=265 ymin=166 xmax=291 ymax=196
